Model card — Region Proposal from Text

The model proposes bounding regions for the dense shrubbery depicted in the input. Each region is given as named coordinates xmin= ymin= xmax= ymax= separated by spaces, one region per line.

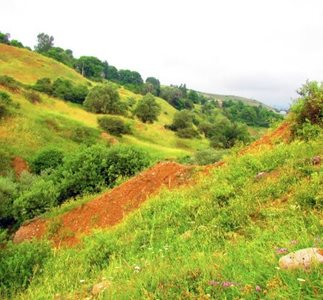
xmin=83 ymin=84 xmax=126 ymax=114
xmin=33 ymin=77 xmax=88 ymax=104
xmin=291 ymin=81 xmax=323 ymax=139
xmin=6 ymin=145 xmax=150 ymax=224
xmin=0 ymin=91 xmax=13 ymax=118
xmin=98 ymin=116 xmax=131 ymax=136
xmin=30 ymin=148 xmax=64 ymax=174
xmin=0 ymin=75 xmax=21 ymax=91
xmin=222 ymin=100 xmax=283 ymax=127
xmin=134 ymin=93 xmax=161 ymax=123
xmin=167 ymin=110 xmax=200 ymax=139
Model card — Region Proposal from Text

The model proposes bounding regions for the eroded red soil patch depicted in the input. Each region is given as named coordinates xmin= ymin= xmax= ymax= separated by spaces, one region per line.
xmin=240 ymin=122 xmax=290 ymax=155
xmin=12 ymin=156 xmax=29 ymax=177
xmin=14 ymin=162 xmax=194 ymax=247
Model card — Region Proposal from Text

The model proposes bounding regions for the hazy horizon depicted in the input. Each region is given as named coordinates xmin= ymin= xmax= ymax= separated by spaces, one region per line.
xmin=2 ymin=0 xmax=323 ymax=109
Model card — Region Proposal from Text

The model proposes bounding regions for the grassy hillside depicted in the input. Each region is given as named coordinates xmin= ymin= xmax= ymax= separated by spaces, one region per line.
xmin=2 ymin=125 xmax=322 ymax=299
xmin=203 ymin=91 xmax=274 ymax=110
xmin=0 ymin=44 xmax=210 ymax=164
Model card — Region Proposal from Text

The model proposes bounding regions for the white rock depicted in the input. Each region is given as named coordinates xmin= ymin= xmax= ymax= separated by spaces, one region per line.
xmin=279 ymin=248 xmax=323 ymax=270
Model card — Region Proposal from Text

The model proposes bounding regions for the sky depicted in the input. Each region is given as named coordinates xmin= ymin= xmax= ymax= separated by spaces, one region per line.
xmin=1 ymin=0 xmax=323 ymax=108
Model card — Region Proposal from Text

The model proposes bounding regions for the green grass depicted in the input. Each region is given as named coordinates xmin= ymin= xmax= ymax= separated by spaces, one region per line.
xmin=4 ymin=132 xmax=321 ymax=300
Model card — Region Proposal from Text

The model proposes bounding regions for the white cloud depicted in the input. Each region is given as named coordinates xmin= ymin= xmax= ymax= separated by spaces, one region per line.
xmin=1 ymin=0 xmax=323 ymax=107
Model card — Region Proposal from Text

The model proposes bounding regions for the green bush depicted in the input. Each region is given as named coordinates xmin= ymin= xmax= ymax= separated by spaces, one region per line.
xmin=33 ymin=77 xmax=53 ymax=94
xmin=13 ymin=176 xmax=59 ymax=222
xmin=0 ymin=75 xmax=20 ymax=91
xmin=70 ymin=126 xmax=100 ymax=144
xmin=98 ymin=116 xmax=131 ymax=136
xmin=24 ymin=91 xmax=41 ymax=103
xmin=0 ymin=176 xmax=17 ymax=226
xmin=0 ymin=91 xmax=13 ymax=118
xmin=30 ymin=149 xmax=64 ymax=175
xmin=52 ymin=78 xmax=88 ymax=104
xmin=83 ymin=84 xmax=126 ymax=114
xmin=104 ymin=145 xmax=150 ymax=184
xmin=176 ymin=127 xmax=199 ymax=139
xmin=193 ymin=149 xmax=226 ymax=165
xmin=0 ymin=241 xmax=51 ymax=296
xmin=134 ymin=93 xmax=161 ymax=123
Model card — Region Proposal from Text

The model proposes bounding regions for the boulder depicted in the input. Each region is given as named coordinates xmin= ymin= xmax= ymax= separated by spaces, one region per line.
xmin=279 ymin=248 xmax=323 ymax=270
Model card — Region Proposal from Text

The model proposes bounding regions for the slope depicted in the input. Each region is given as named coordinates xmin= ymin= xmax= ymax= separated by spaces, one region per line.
xmin=7 ymin=123 xmax=322 ymax=300
xmin=0 ymin=44 xmax=209 ymax=163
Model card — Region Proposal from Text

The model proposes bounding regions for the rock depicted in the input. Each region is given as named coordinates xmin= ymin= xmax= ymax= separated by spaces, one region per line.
xmin=255 ymin=172 xmax=267 ymax=180
xmin=312 ymin=156 xmax=321 ymax=165
xmin=91 ymin=280 xmax=111 ymax=296
xmin=279 ymin=248 xmax=323 ymax=270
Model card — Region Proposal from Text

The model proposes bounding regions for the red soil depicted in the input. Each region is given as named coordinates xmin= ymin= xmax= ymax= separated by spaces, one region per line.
xmin=12 ymin=156 xmax=29 ymax=177
xmin=240 ymin=122 xmax=290 ymax=155
xmin=14 ymin=161 xmax=194 ymax=247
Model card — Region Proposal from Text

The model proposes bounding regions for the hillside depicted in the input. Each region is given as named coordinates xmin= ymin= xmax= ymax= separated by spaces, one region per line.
xmin=2 ymin=122 xmax=322 ymax=299
xmin=202 ymin=91 xmax=274 ymax=110
xmin=0 ymin=44 xmax=210 ymax=163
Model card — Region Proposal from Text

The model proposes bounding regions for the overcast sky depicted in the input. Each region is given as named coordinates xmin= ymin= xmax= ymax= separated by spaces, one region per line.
xmin=2 ymin=0 xmax=323 ymax=108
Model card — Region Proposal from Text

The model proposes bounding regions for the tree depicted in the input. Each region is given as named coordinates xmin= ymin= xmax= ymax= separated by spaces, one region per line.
xmin=75 ymin=56 xmax=104 ymax=79
xmin=35 ymin=33 xmax=54 ymax=52
xmin=169 ymin=110 xmax=194 ymax=130
xmin=188 ymin=90 xmax=199 ymax=103
xmin=83 ymin=84 xmax=126 ymax=114
xmin=0 ymin=32 xmax=10 ymax=44
xmin=118 ymin=70 xmax=143 ymax=85
xmin=145 ymin=77 xmax=161 ymax=96
xmin=134 ymin=93 xmax=161 ymax=123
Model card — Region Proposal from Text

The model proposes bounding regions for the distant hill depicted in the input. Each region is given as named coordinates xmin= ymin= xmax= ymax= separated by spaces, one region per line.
xmin=202 ymin=91 xmax=275 ymax=111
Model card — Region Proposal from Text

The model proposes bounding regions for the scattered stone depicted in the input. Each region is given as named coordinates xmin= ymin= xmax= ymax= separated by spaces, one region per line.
xmin=279 ymin=248 xmax=323 ymax=270
xmin=255 ymin=172 xmax=268 ymax=180
xmin=312 ymin=156 xmax=321 ymax=165
xmin=91 ymin=280 xmax=111 ymax=296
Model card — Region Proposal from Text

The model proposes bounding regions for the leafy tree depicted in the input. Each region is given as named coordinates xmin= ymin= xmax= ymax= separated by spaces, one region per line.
xmin=83 ymin=84 xmax=126 ymax=114
xmin=10 ymin=40 xmax=24 ymax=48
xmin=145 ymin=77 xmax=161 ymax=96
xmin=98 ymin=116 xmax=131 ymax=136
xmin=35 ymin=33 xmax=54 ymax=52
xmin=169 ymin=110 xmax=195 ymax=130
xmin=188 ymin=90 xmax=199 ymax=104
xmin=105 ymin=65 xmax=119 ymax=81
xmin=75 ymin=56 xmax=104 ymax=79
xmin=52 ymin=78 xmax=88 ymax=103
xmin=118 ymin=70 xmax=143 ymax=85
xmin=134 ymin=93 xmax=161 ymax=123
xmin=0 ymin=32 xmax=10 ymax=44
xmin=44 ymin=47 xmax=75 ymax=67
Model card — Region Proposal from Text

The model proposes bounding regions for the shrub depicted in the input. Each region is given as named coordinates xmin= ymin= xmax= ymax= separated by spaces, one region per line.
xmin=0 ymin=75 xmax=20 ymax=91
xmin=193 ymin=149 xmax=226 ymax=165
xmin=83 ymin=84 xmax=126 ymax=114
xmin=176 ymin=127 xmax=199 ymax=139
xmin=70 ymin=126 xmax=100 ymax=144
xmin=0 ymin=241 xmax=51 ymax=296
xmin=134 ymin=93 xmax=161 ymax=123
xmin=0 ymin=91 xmax=13 ymax=118
xmin=24 ymin=91 xmax=41 ymax=103
xmin=98 ymin=116 xmax=131 ymax=136
xmin=13 ymin=176 xmax=59 ymax=222
xmin=30 ymin=149 xmax=64 ymax=175
xmin=0 ymin=177 xmax=17 ymax=226
xmin=33 ymin=77 xmax=53 ymax=94
xmin=104 ymin=145 xmax=150 ymax=184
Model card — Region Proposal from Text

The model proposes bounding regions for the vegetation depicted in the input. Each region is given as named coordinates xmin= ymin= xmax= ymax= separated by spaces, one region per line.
xmin=30 ymin=148 xmax=64 ymax=174
xmin=134 ymin=93 xmax=161 ymax=123
xmin=98 ymin=116 xmax=131 ymax=136
xmin=83 ymin=84 xmax=126 ymax=114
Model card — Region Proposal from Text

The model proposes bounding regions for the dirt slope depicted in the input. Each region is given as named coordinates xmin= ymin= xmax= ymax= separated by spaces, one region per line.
xmin=14 ymin=162 xmax=194 ymax=246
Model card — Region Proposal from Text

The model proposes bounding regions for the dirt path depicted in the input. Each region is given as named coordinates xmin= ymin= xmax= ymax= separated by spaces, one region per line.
xmin=14 ymin=161 xmax=195 ymax=247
